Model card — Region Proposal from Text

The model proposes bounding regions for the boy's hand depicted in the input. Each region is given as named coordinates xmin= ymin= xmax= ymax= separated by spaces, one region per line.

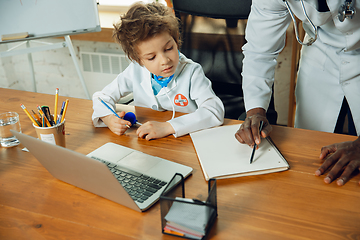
xmin=100 ymin=111 xmax=131 ymax=135
xmin=136 ymin=121 xmax=175 ymax=141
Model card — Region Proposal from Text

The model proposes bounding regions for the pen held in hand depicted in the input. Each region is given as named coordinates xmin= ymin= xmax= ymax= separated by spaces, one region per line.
xmin=98 ymin=97 xmax=130 ymax=128
xmin=250 ymin=121 xmax=264 ymax=164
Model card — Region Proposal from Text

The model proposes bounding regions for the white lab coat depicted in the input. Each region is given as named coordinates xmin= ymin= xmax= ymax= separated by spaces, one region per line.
xmin=92 ymin=53 xmax=225 ymax=137
xmin=242 ymin=0 xmax=360 ymax=135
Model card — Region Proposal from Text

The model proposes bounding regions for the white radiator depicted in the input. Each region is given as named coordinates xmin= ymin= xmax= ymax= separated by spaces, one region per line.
xmin=80 ymin=51 xmax=132 ymax=103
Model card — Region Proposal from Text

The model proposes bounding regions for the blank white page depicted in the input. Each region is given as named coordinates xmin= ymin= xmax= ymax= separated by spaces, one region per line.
xmin=190 ymin=124 xmax=289 ymax=181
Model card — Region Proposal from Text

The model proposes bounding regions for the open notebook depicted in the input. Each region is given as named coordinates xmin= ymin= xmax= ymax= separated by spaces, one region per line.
xmin=190 ymin=124 xmax=289 ymax=181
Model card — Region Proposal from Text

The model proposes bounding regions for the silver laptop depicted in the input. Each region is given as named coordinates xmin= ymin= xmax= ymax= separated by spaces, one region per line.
xmin=12 ymin=130 xmax=193 ymax=212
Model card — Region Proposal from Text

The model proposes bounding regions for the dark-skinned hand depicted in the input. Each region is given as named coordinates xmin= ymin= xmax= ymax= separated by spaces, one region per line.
xmin=315 ymin=137 xmax=360 ymax=186
xmin=235 ymin=108 xmax=272 ymax=147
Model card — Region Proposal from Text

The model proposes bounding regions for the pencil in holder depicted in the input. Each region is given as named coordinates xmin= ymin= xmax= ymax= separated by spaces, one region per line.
xmin=160 ymin=173 xmax=217 ymax=240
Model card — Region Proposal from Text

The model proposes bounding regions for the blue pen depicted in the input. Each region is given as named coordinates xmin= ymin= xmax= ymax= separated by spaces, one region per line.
xmin=98 ymin=97 xmax=130 ymax=128
xmin=57 ymin=101 xmax=66 ymax=124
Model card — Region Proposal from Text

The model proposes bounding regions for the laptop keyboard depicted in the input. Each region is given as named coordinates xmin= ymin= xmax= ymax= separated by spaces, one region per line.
xmin=91 ymin=156 xmax=167 ymax=203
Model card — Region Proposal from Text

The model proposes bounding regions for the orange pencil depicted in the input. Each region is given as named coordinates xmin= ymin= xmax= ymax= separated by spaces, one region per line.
xmin=54 ymin=88 xmax=59 ymax=122
xmin=31 ymin=110 xmax=42 ymax=126
xmin=20 ymin=104 xmax=40 ymax=127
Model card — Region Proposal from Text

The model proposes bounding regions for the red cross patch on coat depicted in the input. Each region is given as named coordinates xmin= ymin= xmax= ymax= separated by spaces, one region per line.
xmin=174 ymin=94 xmax=188 ymax=107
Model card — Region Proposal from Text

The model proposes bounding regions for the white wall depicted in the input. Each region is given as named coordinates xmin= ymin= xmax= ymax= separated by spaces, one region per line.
xmin=0 ymin=38 xmax=124 ymax=99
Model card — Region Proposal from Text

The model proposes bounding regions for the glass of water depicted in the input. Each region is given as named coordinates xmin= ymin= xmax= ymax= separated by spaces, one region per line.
xmin=0 ymin=112 xmax=21 ymax=147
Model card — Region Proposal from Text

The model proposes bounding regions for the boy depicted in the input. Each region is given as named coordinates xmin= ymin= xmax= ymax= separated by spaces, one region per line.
xmin=92 ymin=2 xmax=224 ymax=140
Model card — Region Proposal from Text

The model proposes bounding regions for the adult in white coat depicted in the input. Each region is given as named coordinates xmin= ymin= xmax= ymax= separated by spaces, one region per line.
xmin=235 ymin=0 xmax=360 ymax=186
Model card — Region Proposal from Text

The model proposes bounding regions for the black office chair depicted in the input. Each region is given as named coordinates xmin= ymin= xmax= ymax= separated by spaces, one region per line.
xmin=172 ymin=0 xmax=251 ymax=28
xmin=172 ymin=0 xmax=277 ymax=124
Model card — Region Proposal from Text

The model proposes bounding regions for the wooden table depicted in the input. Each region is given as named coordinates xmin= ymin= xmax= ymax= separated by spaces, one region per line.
xmin=1 ymin=88 xmax=359 ymax=240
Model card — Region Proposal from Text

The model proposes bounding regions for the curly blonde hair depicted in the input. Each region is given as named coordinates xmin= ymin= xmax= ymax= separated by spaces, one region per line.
xmin=113 ymin=2 xmax=182 ymax=64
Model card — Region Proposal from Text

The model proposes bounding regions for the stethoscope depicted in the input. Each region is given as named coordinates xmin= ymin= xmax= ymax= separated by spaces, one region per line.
xmin=123 ymin=74 xmax=176 ymax=126
xmin=283 ymin=0 xmax=356 ymax=46
xmin=153 ymin=73 xmax=176 ymax=120
xmin=150 ymin=50 xmax=182 ymax=120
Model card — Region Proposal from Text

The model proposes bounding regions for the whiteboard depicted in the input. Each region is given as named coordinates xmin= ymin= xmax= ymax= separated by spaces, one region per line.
xmin=0 ymin=0 xmax=101 ymax=43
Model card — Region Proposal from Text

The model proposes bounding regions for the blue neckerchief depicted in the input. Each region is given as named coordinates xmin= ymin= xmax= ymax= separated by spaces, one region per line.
xmin=151 ymin=50 xmax=180 ymax=93
xmin=151 ymin=76 xmax=162 ymax=95
xmin=152 ymin=74 xmax=174 ymax=88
